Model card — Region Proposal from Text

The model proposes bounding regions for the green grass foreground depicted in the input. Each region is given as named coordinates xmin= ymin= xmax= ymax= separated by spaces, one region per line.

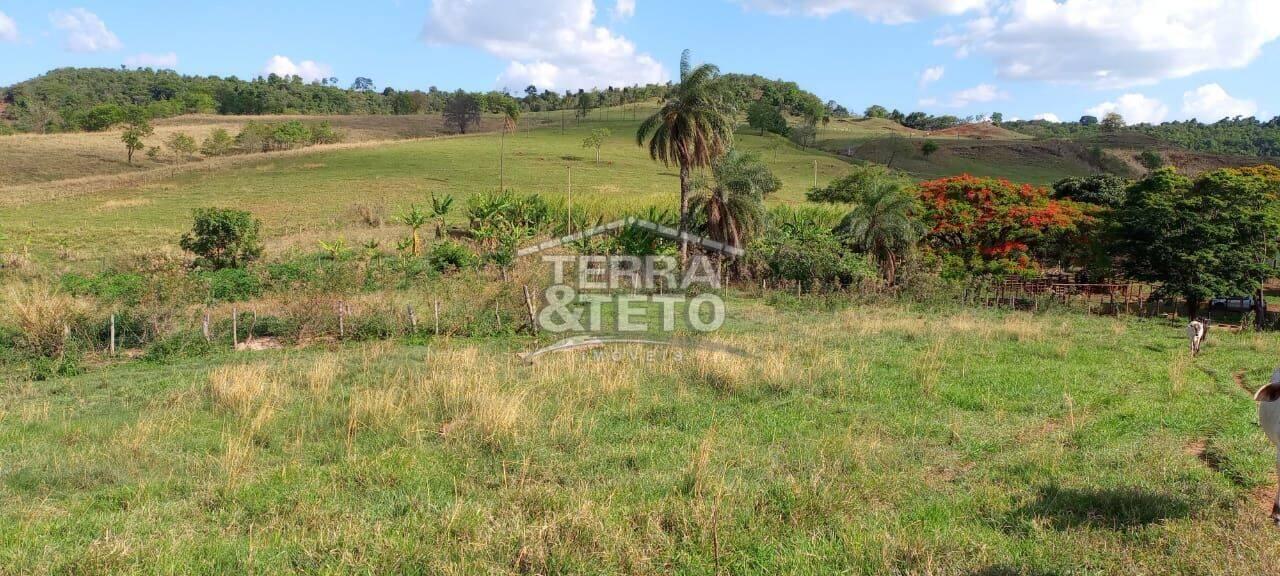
xmin=2 ymin=299 xmax=1278 ymax=574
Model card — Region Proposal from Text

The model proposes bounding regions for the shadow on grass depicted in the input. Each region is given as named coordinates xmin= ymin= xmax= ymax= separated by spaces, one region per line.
xmin=1009 ymin=485 xmax=1190 ymax=532
xmin=969 ymin=566 xmax=1062 ymax=576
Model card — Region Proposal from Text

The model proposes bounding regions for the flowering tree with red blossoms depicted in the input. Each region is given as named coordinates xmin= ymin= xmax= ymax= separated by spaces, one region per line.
xmin=918 ymin=175 xmax=1088 ymax=276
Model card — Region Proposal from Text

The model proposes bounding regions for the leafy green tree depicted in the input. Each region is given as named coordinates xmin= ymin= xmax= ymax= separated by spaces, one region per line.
xmin=746 ymin=100 xmax=788 ymax=136
xmin=1079 ymin=115 xmax=1099 ymax=126
xmin=920 ymin=141 xmax=939 ymax=157
xmin=806 ymin=164 xmax=905 ymax=204
xmin=165 ymin=131 xmax=197 ymax=159
xmin=1138 ymin=149 xmax=1164 ymax=170
xmin=1101 ymin=112 xmax=1125 ymax=131
xmin=443 ymin=91 xmax=481 ymax=134
xmin=78 ymin=103 xmax=124 ymax=131
xmin=1114 ymin=168 xmax=1280 ymax=316
xmin=179 ymin=208 xmax=264 ymax=270
xmin=636 ymin=50 xmax=735 ymax=265
xmin=864 ymin=105 xmax=890 ymax=119
xmin=121 ymin=112 xmax=154 ymax=165
xmin=990 ymin=112 xmax=1004 ymax=124
xmin=1051 ymin=174 xmax=1129 ymax=208
xmin=582 ymin=128 xmax=612 ymax=164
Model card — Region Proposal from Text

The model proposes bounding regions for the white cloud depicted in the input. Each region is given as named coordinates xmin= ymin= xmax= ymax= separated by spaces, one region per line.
xmin=1032 ymin=112 xmax=1060 ymax=122
xmin=125 ymin=52 xmax=178 ymax=69
xmin=614 ymin=0 xmax=636 ymax=19
xmin=262 ymin=55 xmax=333 ymax=83
xmin=50 ymin=8 xmax=121 ymax=53
xmin=918 ymin=66 xmax=944 ymax=89
xmin=738 ymin=0 xmax=988 ymax=24
xmin=1181 ymin=84 xmax=1257 ymax=121
xmin=943 ymin=83 xmax=1008 ymax=108
xmin=0 ymin=11 xmax=18 ymax=43
xmin=423 ymin=0 xmax=666 ymax=92
xmin=1086 ymin=93 xmax=1168 ymax=124
xmin=937 ymin=0 xmax=1280 ymax=88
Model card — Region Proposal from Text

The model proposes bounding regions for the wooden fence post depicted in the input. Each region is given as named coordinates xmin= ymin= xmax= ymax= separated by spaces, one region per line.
xmin=407 ymin=304 xmax=418 ymax=331
xmin=338 ymin=303 xmax=346 ymax=340
xmin=109 ymin=314 xmax=116 ymax=356
xmin=523 ymin=285 xmax=538 ymax=333
xmin=203 ymin=313 xmax=211 ymax=343
xmin=434 ymin=300 xmax=441 ymax=335
xmin=232 ymin=306 xmax=239 ymax=348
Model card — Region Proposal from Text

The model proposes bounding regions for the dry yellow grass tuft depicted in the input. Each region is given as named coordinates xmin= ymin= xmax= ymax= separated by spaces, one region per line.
xmin=2 ymin=284 xmax=93 ymax=356
xmin=207 ymin=364 xmax=285 ymax=417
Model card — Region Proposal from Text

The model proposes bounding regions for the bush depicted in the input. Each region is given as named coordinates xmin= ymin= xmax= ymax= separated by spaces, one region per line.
xmin=428 ymin=241 xmax=478 ymax=273
xmin=165 ymin=131 xmax=198 ymax=158
xmin=76 ymin=103 xmax=124 ymax=131
xmin=308 ymin=122 xmax=342 ymax=145
xmin=198 ymin=268 xmax=262 ymax=302
xmin=179 ymin=208 xmax=264 ymax=270
xmin=750 ymin=222 xmax=873 ymax=289
xmin=921 ymin=141 xmax=939 ymax=156
xmin=200 ymin=128 xmax=235 ymax=156
xmin=269 ymin=121 xmax=312 ymax=150
xmin=1138 ymin=149 xmax=1165 ymax=170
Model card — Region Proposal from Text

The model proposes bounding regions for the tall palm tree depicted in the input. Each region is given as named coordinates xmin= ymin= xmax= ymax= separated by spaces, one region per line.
xmin=636 ymin=50 xmax=734 ymax=265
xmin=835 ymin=178 xmax=924 ymax=285
xmin=498 ymin=100 xmax=520 ymax=190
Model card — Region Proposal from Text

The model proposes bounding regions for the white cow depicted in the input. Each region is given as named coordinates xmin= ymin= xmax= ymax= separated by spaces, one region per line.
xmin=1187 ymin=320 xmax=1207 ymax=356
xmin=1254 ymin=368 xmax=1280 ymax=525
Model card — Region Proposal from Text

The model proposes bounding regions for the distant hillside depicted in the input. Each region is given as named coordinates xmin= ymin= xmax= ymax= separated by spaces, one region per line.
xmin=1004 ymin=117 xmax=1280 ymax=159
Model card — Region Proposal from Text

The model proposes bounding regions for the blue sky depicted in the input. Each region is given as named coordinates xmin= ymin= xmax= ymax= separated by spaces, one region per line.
xmin=2 ymin=1 xmax=1278 ymax=124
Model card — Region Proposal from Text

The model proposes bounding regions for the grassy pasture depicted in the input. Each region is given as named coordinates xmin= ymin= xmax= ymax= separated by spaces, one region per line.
xmin=0 ymin=114 xmax=516 ymax=188
xmin=0 ymin=114 xmax=849 ymax=265
xmin=1 ymin=300 xmax=1278 ymax=573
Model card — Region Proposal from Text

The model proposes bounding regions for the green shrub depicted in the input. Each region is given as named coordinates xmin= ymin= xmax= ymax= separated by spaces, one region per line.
xmin=428 ymin=241 xmax=478 ymax=273
xmin=179 ymin=208 xmax=264 ymax=270
xmin=308 ymin=122 xmax=343 ymax=145
xmin=199 ymin=268 xmax=262 ymax=302
xmin=750 ymin=221 xmax=873 ymax=289
xmin=269 ymin=121 xmax=312 ymax=150
xmin=144 ymin=329 xmax=212 ymax=362
xmin=59 ymin=271 xmax=147 ymax=305
xmin=76 ymin=104 xmax=124 ymax=131
xmin=200 ymin=128 xmax=235 ymax=156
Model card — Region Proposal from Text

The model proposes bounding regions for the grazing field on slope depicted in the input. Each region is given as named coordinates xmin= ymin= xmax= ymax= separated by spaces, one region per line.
xmin=0 ymin=301 xmax=1277 ymax=573
xmin=0 ymin=116 xmax=849 ymax=264
xmin=0 ymin=114 xmax=523 ymax=187
xmin=822 ymin=137 xmax=1103 ymax=185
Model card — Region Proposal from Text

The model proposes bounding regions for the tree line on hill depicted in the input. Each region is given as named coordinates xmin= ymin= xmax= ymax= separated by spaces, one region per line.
xmin=0 ymin=66 xmax=842 ymax=137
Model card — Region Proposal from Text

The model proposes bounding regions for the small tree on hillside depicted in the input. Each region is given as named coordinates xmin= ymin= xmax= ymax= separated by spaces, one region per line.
xmin=121 ymin=112 xmax=154 ymax=165
xmin=179 ymin=208 xmax=263 ymax=270
xmin=582 ymin=128 xmax=611 ymax=164
xmin=166 ymin=131 xmax=197 ymax=159
xmin=747 ymin=100 xmax=788 ymax=136
xmin=200 ymin=128 xmax=234 ymax=156
xmin=443 ymin=91 xmax=482 ymax=134
xmin=1137 ymin=149 xmax=1164 ymax=170
xmin=1101 ymin=112 xmax=1125 ymax=131
xmin=1114 ymin=168 xmax=1280 ymax=317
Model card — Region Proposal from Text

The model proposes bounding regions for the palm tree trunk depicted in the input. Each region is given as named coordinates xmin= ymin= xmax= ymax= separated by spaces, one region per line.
xmin=678 ymin=163 xmax=691 ymax=267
